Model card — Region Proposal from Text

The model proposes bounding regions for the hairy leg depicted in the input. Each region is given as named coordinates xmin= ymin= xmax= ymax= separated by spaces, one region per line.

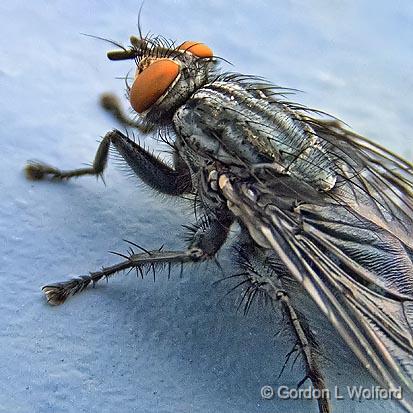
xmin=100 ymin=93 xmax=154 ymax=132
xmin=233 ymin=236 xmax=331 ymax=413
xmin=25 ymin=129 xmax=192 ymax=195
xmin=276 ymin=290 xmax=330 ymax=413
xmin=43 ymin=212 xmax=233 ymax=305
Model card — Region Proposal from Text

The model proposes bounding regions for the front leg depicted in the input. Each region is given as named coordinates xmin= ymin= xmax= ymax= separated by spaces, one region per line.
xmin=24 ymin=129 xmax=192 ymax=196
xmin=100 ymin=93 xmax=154 ymax=132
xmin=43 ymin=212 xmax=233 ymax=305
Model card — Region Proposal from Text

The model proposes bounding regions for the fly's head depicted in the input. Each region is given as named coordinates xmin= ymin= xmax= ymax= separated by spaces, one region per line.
xmin=107 ymin=35 xmax=215 ymax=126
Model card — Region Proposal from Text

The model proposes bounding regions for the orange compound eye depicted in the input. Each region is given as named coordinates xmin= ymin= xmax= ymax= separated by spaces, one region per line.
xmin=178 ymin=41 xmax=213 ymax=58
xmin=130 ymin=59 xmax=180 ymax=113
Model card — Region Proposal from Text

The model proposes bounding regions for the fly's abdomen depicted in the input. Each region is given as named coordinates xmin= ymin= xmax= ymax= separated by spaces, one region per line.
xmin=173 ymin=80 xmax=336 ymax=191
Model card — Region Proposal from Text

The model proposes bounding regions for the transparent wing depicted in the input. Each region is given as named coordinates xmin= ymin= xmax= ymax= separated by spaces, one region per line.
xmin=219 ymin=131 xmax=413 ymax=411
xmin=310 ymin=119 xmax=413 ymax=247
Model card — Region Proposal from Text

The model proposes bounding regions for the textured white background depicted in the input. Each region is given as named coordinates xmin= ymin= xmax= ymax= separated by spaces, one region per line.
xmin=1 ymin=1 xmax=412 ymax=412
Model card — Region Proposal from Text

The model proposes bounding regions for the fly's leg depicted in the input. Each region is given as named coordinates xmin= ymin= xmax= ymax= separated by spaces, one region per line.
xmin=43 ymin=213 xmax=233 ymax=305
xmin=233 ymin=236 xmax=330 ymax=413
xmin=276 ymin=291 xmax=330 ymax=413
xmin=100 ymin=93 xmax=154 ymax=132
xmin=25 ymin=132 xmax=111 ymax=181
xmin=43 ymin=248 xmax=203 ymax=306
xmin=25 ymin=129 xmax=192 ymax=195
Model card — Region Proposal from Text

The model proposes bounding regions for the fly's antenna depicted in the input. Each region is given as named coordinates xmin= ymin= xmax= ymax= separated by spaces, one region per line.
xmin=107 ymin=35 xmax=175 ymax=61
xmin=107 ymin=37 xmax=141 ymax=61
xmin=80 ymin=32 xmax=140 ymax=61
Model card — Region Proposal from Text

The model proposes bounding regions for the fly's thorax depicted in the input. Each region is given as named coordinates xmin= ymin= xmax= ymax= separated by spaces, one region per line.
xmin=127 ymin=43 xmax=215 ymax=126
xmin=174 ymin=80 xmax=337 ymax=191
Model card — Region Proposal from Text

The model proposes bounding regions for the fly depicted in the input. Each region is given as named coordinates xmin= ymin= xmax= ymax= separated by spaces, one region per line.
xmin=24 ymin=32 xmax=413 ymax=413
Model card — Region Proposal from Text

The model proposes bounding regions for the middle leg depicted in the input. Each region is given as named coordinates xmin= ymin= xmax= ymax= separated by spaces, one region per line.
xmin=43 ymin=211 xmax=233 ymax=305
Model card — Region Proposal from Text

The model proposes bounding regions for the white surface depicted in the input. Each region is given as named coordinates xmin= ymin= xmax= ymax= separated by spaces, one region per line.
xmin=1 ymin=1 xmax=412 ymax=412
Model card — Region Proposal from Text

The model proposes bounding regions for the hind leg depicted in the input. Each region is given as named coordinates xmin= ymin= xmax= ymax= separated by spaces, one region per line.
xmin=233 ymin=237 xmax=331 ymax=413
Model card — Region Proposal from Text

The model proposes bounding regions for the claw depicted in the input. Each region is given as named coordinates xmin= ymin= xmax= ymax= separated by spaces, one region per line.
xmin=42 ymin=284 xmax=68 ymax=306
xmin=24 ymin=161 xmax=50 ymax=181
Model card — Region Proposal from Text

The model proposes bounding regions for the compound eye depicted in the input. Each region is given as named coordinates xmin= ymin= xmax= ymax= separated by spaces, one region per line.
xmin=129 ymin=59 xmax=180 ymax=113
xmin=178 ymin=41 xmax=213 ymax=58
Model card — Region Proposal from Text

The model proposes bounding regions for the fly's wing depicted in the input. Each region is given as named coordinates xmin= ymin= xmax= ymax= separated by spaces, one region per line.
xmin=218 ymin=124 xmax=413 ymax=411
xmin=310 ymin=119 xmax=413 ymax=248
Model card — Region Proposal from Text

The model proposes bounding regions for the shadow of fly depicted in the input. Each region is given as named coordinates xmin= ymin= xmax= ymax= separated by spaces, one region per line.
xmin=25 ymin=31 xmax=413 ymax=413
